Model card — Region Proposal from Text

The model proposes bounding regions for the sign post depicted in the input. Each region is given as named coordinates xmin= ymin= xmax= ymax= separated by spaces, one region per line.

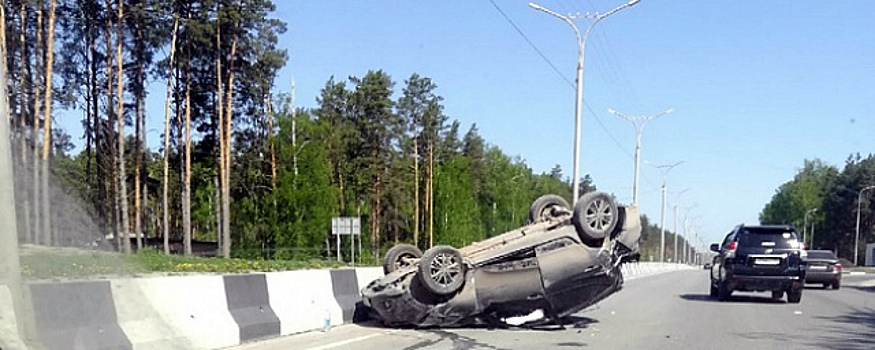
xmin=331 ymin=217 xmax=361 ymax=264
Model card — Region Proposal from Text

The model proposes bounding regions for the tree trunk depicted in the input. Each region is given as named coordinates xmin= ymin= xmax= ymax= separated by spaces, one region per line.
xmin=428 ymin=143 xmax=434 ymax=248
xmin=183 ymin=62 xmax=192 ymax=256
xmin=214 ymin=6 xmax=224 ymax=254
xmin=413 ymin=137 xmax=419 ymax=248
xmin=40 ymin=0 xmax=57 ymax=246
xmin=115 ymin=0 xmax=130 ymax=254
xmin=267 ymin=96 xmax=276 ymax=191
xmin=162 ymin=17 xmax=179 ymax=255
xmin=17 ymin=2 xmax=30 ymax=244
xmin=221 ymin=18 xmax=240 ymax=259
xmin=134 ymin=11 xmax=145 ymax=251
xmin=32 ymin=0 xmax=43 ymax=245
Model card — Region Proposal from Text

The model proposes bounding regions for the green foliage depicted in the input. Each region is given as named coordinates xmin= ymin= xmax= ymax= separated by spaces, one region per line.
xmin=760 ymin=156 xmax=875 ymax=260
xmin=434 ymin=156 xmax=483 ymax=247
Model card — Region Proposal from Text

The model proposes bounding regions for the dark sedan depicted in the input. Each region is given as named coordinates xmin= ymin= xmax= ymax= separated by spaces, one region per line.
xmin=804 ymin=250 xmax=841 ymax=289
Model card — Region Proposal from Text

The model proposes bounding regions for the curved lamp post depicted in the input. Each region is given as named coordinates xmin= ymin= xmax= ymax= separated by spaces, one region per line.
xmin=529 ymin=0 xmax=641 ymax=206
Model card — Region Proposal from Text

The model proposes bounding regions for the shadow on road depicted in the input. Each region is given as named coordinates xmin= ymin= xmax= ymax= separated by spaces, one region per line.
xmin=848 ymin=285 xmax=875 ymax=293
xmin=808 ymin=307 xmax=875 ymax=350
xmin=679 ymin=293 xmax=785 ymax=304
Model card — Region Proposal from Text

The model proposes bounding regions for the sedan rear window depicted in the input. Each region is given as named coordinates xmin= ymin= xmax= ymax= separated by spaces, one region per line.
xmin=807 ymin=251 xmax=837 ymax=259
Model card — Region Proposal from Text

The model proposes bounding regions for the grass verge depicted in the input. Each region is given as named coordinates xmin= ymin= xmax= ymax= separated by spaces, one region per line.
xmin=20 ymin=245 xmax=350 ymax=281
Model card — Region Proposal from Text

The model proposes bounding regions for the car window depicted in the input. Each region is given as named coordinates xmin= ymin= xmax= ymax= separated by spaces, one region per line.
xmin=738 ymin=229 xmax=798 ymax=249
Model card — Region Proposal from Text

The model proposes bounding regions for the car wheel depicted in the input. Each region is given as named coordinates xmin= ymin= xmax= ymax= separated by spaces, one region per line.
xmin=787 ymin=290 xmax=802 ymax=303
xmin=528 ymin=194 xmax=571 ymax=224
xmin=710 ymin=283 xmax=718 ymax=298
xmin=832 ymin=280 xmax=841 ymax=290
xmin=418 ymin=245 xmax=466 ymax=295
xmin=383 ymin=244 xmax=423 ymax=274
xmin=822 ymin=283 xmax=830 ymax=289
xmin=572 ymin=191 xmax=619 ymax=244
xmin=771 ymin=290 xmax=783 ymax=300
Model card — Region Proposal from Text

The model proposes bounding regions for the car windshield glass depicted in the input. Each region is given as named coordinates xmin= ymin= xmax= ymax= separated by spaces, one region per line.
xmin=738 ymin=229 xmax=796 ymax=248
xmin=807 ymin=251 xmax=836 ymax=259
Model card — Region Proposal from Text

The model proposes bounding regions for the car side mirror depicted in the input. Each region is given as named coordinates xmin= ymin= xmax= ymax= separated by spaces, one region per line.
xmin=710 ymin=243 xmax=720 ymax=252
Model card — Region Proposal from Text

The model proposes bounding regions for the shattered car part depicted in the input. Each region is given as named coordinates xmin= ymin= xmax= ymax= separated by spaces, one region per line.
xmin=362 ymin=192 xmax=641 ymax=327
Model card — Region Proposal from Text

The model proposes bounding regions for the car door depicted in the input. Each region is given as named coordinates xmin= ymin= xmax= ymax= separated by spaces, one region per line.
xmin=711 ymin=231 xmax=735 ymax=282
xmin=535 ymin=237 xmax=606 ymax=315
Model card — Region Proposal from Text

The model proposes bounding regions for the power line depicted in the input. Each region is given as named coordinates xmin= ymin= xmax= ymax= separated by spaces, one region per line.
xmin=487 ymin=0 xmax=573 ymax=88
xmin=487 ymin=0 xmax=633 ymax=160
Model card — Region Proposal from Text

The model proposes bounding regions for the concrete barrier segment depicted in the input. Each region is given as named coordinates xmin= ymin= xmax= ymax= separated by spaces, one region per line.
xmin=134 ymin=275 xmax=239 ymax=349
xmin=110 ymin=278 xmax=193 ymax=350
xmin=0 ymin=285 xmax=28 ymax=350
xmin=264 ymin=270 xmax=342 ymax=336
xmin=29 ymin=280 xmax=132 ymax=350
xmin=329 ymin=269 xmax=360 ymax=323
xmin=223 ymin=274 xmax=281 ymax=343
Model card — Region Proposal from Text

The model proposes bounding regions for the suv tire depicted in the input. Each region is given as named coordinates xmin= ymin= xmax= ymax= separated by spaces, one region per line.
xmin=710 ymin=284 xmax=718 ymax=298
xmin=787 ymin=290 xmax=802 ymax=303
xmin=717 ymin=281 xmax=732 ymax=301
xmin=832 ymin=280 xmax=841 ymax=290
xmin=771 ymin=290 xmax=783 ymax=300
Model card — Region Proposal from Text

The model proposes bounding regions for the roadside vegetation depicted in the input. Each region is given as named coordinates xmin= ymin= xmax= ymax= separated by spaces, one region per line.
xmin=760 ymin=156 xmax=875 ymax=263
xmin=19 ymin=245 xmax=347 ymax=280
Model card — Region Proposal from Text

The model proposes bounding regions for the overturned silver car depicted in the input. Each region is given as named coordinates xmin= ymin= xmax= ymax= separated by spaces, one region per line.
xmin=361 ymin=192 xmax=641 ymax=327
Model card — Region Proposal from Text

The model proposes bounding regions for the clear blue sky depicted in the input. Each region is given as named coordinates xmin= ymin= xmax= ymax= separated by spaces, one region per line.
xmin=60 ymin=0 xmax=875 ymax=249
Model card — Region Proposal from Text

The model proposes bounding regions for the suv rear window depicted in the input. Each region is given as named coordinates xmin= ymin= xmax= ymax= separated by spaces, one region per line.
xmin=738 ymin=228 xmax=798 ymax=249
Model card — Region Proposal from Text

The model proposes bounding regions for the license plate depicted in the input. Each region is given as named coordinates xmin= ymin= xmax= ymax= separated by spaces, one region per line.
xmin=810 ymin=265 xmax=828 ymax=271
xmin=755 ymin=258 xmax=780 ymax=265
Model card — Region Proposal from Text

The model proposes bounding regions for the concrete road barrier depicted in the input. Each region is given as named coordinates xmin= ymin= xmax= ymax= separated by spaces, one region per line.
xmin=135 ymin=275 xmax=240 ymax=349
xmin=0 ymin=285 xmax=28 ymax=350
xmin=264 ymin=270 xmax=343 ymax=336
xmin=224 ymin=274 xmax=281 ymax=343
xmin=112 ymin=278 xmax=193 ymax=349
xmin=29 ymin=280 xmax=131 ymax=350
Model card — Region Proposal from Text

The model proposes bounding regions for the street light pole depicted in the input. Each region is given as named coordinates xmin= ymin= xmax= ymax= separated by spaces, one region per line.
xmin=529 ymin=0 xmax=641 ymax=206
xmin=673 ymin=204 xmax=679 ymax=263
xmin=654 ymin=161 xmax=683 ymax=263
xmin=855 ymin=185 xmax=875 ymax=266
xmin=607 ymin=108 xmax=673 ymax=206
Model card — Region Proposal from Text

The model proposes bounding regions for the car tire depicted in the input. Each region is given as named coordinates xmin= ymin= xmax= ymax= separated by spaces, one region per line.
xmin=771 ymin=290 xmax=783 ymax=300
xmin=383 ymin=244 xmax=423 ymax=275
xmin=832 ymin=280 xmax=841 ymax=290
xmin=418 ymin=245 xmax=466 ymax=296
xmin=787 ymin=290 xmax=802 ymax=303
xmin=528 ymin=195 xmax=570 ymax=224
xmin=572 ymin=191 xmax=619 ymax=244
xmin=710 ymin=284 xmax=718 ymax=298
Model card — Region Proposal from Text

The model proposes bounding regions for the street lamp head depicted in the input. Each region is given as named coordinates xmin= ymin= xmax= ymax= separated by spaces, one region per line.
xmin=528 ymin=2 xmax=543 ymax=11
xmin=627 ymin=0 xmax=641 ymax=6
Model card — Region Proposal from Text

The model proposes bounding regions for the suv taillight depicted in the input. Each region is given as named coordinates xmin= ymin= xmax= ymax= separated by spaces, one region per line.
xmin=835 ymin=263 xmax=842 ymax=271
xmin=728 ymin=241 xmax=737 ymax=251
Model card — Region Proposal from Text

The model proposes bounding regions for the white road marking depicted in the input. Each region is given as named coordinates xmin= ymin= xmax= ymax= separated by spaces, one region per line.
xmin=306 ymin=330 xmax=399 ymax=350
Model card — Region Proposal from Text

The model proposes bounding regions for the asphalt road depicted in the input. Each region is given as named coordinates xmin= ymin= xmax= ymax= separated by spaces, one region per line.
xmin=229 ymin=270 xmax=875 ymax=350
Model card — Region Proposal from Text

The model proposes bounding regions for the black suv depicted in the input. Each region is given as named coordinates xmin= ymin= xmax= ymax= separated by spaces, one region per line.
xmin=709 ymin=224 xmax=806 ymax=303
